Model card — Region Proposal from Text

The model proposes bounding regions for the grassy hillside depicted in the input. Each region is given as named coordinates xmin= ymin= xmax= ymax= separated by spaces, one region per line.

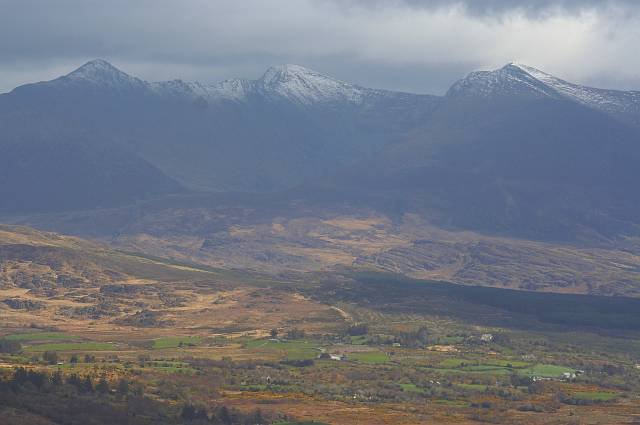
xmin=1 ymin=225 xmax=640 ymax=424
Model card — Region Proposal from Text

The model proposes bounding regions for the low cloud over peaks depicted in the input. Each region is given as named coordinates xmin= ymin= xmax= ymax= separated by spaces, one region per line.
xmin=0 ymin=0 xmax=639 ymax=94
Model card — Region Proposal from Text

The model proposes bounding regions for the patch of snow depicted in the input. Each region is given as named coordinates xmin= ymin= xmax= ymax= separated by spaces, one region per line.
xmin=208 ymin=78 xmax=255 ymax=101
xmin=257 ymin=64 xmax=366 ymax=105
xmin=61 ymin=59 xmax=147 ymax=91
xmin=511 ymin=63 xmax=640 ymax=115
xmin=447 ymin=64 xmax=558 ymax=99
xmin=151 ymin=78 xmax=254 ymax=102
xmin=43 ymin=59 xmax=425 ymax=107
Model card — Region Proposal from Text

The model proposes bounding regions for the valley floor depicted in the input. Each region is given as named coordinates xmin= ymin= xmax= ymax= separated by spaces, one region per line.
xmin=1 ymin=225 xmax=640 ymax=424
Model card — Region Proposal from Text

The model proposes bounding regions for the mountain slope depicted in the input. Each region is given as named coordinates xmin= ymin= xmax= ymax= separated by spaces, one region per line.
xmin=0 ymin=60 xmax=441 ymax=197
xmin=514 ymin=63 xmax=640 ymax=125
xmin=448 ymin=63 xmax=640 ymax=126
xmin=0 ymin=137 xmax=182 ymax=213
xmin=0 ymin=224 xmax=215 ymax=294
xmin=312 ymin=64 xmax=640 ymax=241
xmin=2 ymin=60 xmax=640 ymax=245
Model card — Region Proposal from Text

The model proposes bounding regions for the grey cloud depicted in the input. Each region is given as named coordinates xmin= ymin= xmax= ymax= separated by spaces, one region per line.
xmin=348 ymin=0 xmax=640 ymax=16
xmin=0 ymin=0 xmax=639 ymax=95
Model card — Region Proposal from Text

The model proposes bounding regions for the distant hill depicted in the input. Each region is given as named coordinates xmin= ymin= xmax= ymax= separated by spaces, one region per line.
xmin=0 ymin=224 xmax=222 ymax=293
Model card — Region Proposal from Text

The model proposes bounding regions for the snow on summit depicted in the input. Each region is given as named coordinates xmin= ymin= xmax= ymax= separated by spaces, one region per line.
xmin=510 ymin=63 xmax=640 ymax=115
xmin=446 ymin=63 xmax=558 ymax=98
xmin=257 ymin=64 xmax=365 ymax=104
xmin=447 ymin=62 xmax=640 ymax=120
xmin=54 ymin=60 xmax=367 ymax=105
xmin=62 ymin=59 xmax=146 ymax=90
xmin=28 ymin=59 xmax=640 ymax=120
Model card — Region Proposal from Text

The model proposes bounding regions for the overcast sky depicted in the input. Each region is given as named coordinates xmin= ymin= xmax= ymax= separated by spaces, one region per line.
xmin=1 ymin=0 xmax=639 ymax=94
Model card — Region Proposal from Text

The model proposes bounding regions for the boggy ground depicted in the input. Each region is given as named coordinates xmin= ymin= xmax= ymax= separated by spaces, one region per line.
xmin=99 ymin=211 xmax=640 ymax=298
xmin=1 ymin=225 xmax=640 ymax=424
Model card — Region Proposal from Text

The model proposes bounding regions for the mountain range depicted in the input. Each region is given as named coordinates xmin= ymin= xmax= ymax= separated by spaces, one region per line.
xmin=0 ymin=59 xmax=439 ymax=208
xmin=319 ymin=63 xmax=640 ymax=240
xmin=1 ymin=59 xmax=639 ymax=243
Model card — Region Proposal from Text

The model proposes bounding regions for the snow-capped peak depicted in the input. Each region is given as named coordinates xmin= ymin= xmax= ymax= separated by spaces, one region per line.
xmin=31 ymin=60 xmax=384 ymax=106
xmin=260 ymin=64 xmax=321 ymax=84
xmin=257 ymin=64 xmax=364 ymax=104
xmin=447 ymin=62 xmax=640 ymax=125
xmin=509 ymin=63 xmax=640 ymax=116
xmin=446 ymin=63 xmax=558 ymax=99
xmin=69 ymin=59 xmax=124 ymax=77
xmin=147 ymin=64 xmax=366 ymax=105
xmin=62 ymin=59 xmax=146 ymax=90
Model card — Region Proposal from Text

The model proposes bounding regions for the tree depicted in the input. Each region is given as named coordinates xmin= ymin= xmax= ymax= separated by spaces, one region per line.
xmin=0 ymin=339 xmax=22 ymax=354
xmin=82 ymin=375 xmax=94 ymax=393
xmin=248 ymin=409 xmax=266 ymax=424
xmin=286 ymin=328 xmax=305 ymax=340
xmin=214 ymin=406 xmax=232 ymax=425
xmin=67 ymin=373 xmax=81 ymax=389
xmin=43 ymin=351 xmax=58 ymax=365
xmin=96 ymin=376 xmax=110 ymax=394
xmin=347 ymin=323 xmax=369 ymax=336
xmin=70 ymin=354 xmax=79 ymax=364
xmin=510 ymin=372 xmax=533 ymax=387
xmin=181 ymin=404 xmax=197 ymax=421
xmin=10 ymin=367 xmax=28 ymax=387
xmin=116 ymin=378 xmax=130 ymax=398
xmin=270 ymin=328 xmax=278 ymax=338
xmin=51 ymin=371 xmax=63 ymax=386
xmin=132 ymin=382 xmax=145 ymax=397
xmin=194 ymin=407 xmax=209 ymax=421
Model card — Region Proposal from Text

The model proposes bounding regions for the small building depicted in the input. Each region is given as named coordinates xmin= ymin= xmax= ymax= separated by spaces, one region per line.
xmin=480 ymin=333 xmax=493 ymax=343
xmin=318 ymin=352 xmax=345 ymax=361
xmin=532 ymin=376 xmax=551 ymax=382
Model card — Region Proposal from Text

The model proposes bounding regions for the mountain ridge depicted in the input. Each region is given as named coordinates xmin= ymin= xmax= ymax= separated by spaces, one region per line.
xmin=11 ymin=59 xmax=640 ymax=120
xmin=0 ymin=58 xmax=442 ymax=196
xmin=26 ymin=59 xmax=404 ymax=106
xmin=448 ymin=62 xmax=640 ymax=126
xmin=2 ymin=59 xmax=640 ymax=243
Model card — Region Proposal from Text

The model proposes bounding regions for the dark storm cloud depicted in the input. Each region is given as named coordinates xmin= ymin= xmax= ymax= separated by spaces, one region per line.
xmin=0 ymin=0 xmax=639 ymax=94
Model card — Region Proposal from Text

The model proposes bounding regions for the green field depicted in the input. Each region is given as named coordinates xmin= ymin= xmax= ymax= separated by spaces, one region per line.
xmin=518 ymin=364 xmax=574 ymax=378
xmin=400 ymin=383 xmax=423 ymax=393
xmin=4 ymin=332 xmax=76 ymax=342
xmin=26 ymin=342 xmax=116 ymax=352
xmin=456 ymin=383 xmax=489 ymax=392
xmin=152 ymin=336 xmax=201 ymax=349
xmin=438 ymin=358 xmax=528 ymax=369
xmin=438 ymin=358 xmax=469 ymax=368
xmin=431 ymin=358 xmax=575 ymax=378
xmin=245 ymin=339 xmax=320 ymax=360
xmin=146 ymin=361 xmax=196 ymax=374
xmin=348 ymin=335 xmax=368 ymax=345
xmin=573 ymin=391 xmax=618 ymax=402
xmin=349 ymin=351 xmax=390 ymax=364
xmin=438 ymin=336 xmax=465 ymax=344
